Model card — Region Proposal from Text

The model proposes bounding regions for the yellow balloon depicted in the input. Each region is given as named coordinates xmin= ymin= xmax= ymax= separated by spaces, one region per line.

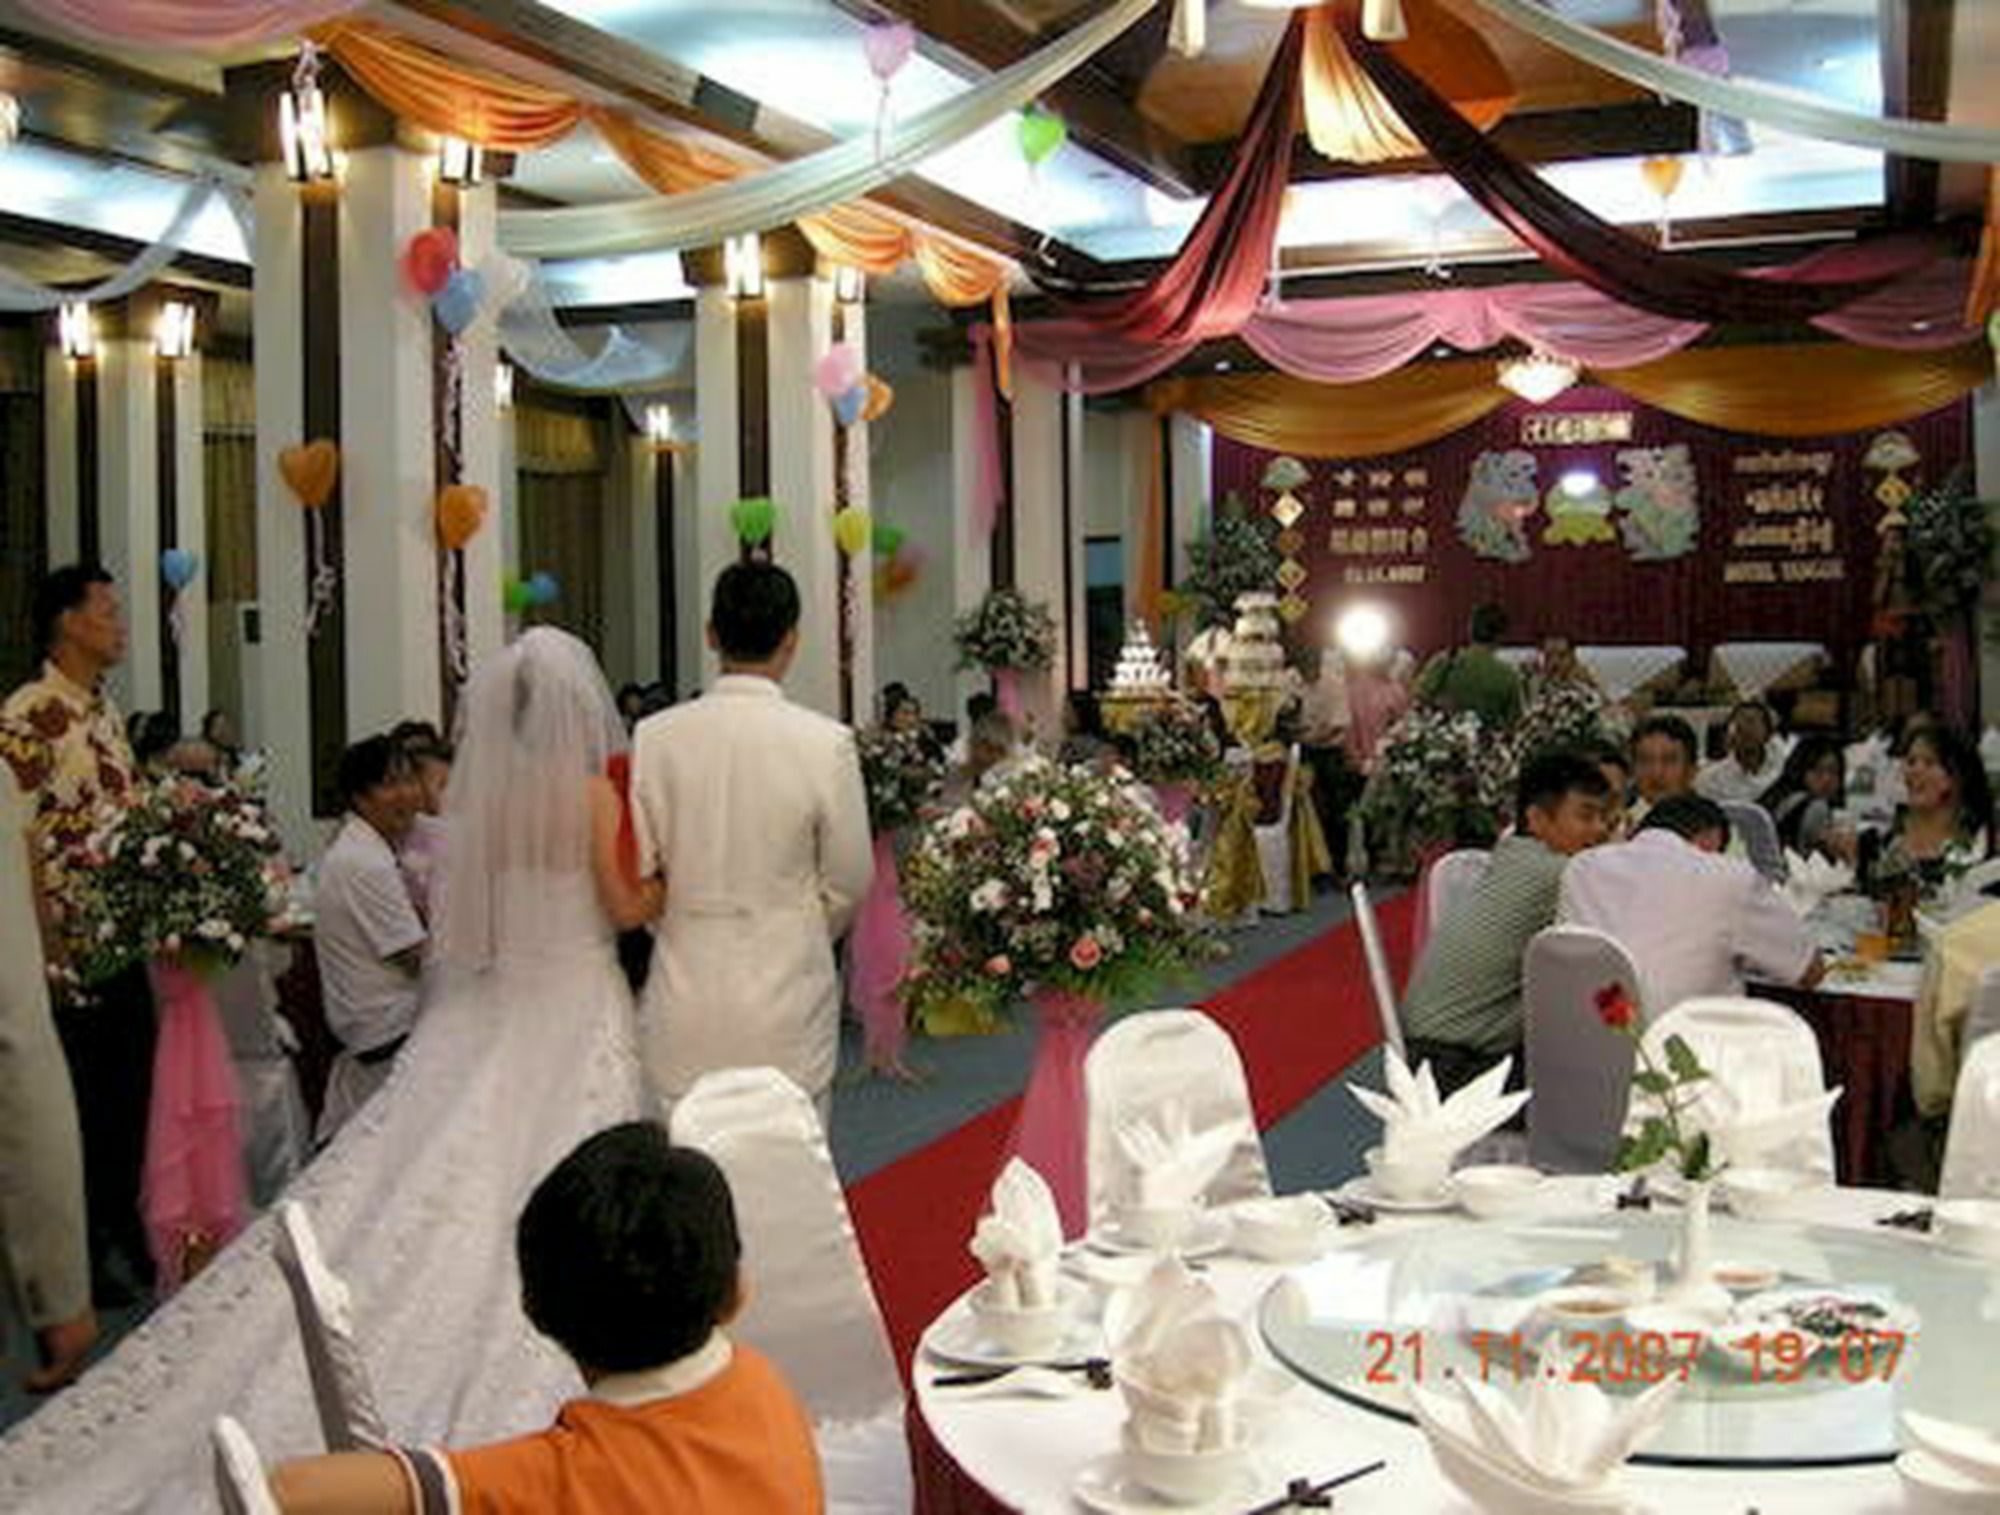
xmin=1640 ymin=155 xmax=1685 ymax=202
xmin=833 ymin=505 xmax=872 ymax=557
xmin=861 ymin=374 xmax=895 ymax=423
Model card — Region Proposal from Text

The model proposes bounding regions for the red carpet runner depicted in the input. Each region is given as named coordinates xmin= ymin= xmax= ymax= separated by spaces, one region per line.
xmin=847 ymin=892 xmax=1417 ymax=1370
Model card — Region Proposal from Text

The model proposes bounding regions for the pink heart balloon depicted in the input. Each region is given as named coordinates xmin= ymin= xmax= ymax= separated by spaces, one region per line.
xmin=814 ymin=343 xmax=864 ymax=398
xmin=863 ymin=21 xmax=915 ymax=82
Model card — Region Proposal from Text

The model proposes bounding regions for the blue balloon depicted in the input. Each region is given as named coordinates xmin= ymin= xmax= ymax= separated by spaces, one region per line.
xmin=527 ymin=571 xmax=560 ymax=607
xmin=160 ymin=548 xmax=199 ymax=591
xmin=831 ymin=382 xmax=866 ymax=427
xmin=432 ymin=267 xmax=486 ymax=336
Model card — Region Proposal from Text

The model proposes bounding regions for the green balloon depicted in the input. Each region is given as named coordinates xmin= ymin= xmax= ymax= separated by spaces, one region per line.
xmin=871 ymin=520 xmax=906 ymax=558
xmin=503 ymin=577 xmax=533 ymax=614
xmin=730 ymin=495 xmax=776 ymax=546
xmin=1018 ymin=108 xmax=1066 ymax=169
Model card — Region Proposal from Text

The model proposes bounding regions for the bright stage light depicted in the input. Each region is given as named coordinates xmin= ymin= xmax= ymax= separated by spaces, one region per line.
xmin=1335 ymin=604 xmax=1391 ymax=661
xmin=1559 ymin=469 xmax=1600 ymax=498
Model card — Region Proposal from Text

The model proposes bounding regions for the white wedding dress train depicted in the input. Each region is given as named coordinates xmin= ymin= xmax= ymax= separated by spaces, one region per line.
xmin=0 ymin=875 xmax=644 ymax=1514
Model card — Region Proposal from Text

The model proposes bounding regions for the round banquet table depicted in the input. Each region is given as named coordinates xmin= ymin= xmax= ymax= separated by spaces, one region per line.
xmin=913 ymin=1184 xmax=1975 ymax=1515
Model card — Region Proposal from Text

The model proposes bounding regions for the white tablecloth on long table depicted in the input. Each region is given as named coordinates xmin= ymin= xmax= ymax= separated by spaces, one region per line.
xmin=1713 ymin=642 xmax=1829 ymax=699
xmin=918 ymin=1185 xmax=1925 ymax=1515
xmin=1496 ymin=646 xmax=1687 ymax=701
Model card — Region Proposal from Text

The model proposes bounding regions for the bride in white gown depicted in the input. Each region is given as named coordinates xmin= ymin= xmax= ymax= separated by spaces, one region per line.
xmin=0 ymin=628 xmax=659 ymax=1513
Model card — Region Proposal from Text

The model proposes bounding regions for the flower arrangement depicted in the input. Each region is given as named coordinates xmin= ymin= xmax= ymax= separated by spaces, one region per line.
xmin=1168 ymin=495 xmax=1281 ymax=631
xmin=1905 ymin=471 xmax=1994 ymax=618
xmin=1357 ymin=708 xmax=1510 ymax=865
xmin=65 ymin=776 xmax=286 ymax=988
xmin=854 ymin=723 xmax=945 ymax=834
xmin=1129 ymin=698 xmax=1224 ymax=787
xmin=954 ymin=587 xmax=1056 ymax=673
xmin=900 ymin=756 xmax=1215 ymax=1021
xmin=1508 ymin=676 xmax=1626 ymax=770
xmin=1596 ymin=984 xmax=1720 ymax=1182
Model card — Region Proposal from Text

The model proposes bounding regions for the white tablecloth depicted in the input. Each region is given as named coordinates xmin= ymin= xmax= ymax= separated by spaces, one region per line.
xmin=1497 ymin=646 xmax=1686 ymax=701
xmin=1713 ymin=642 xmax=1829 ymax=699
xmin=918 ymin=1187 xmax=1922 ymax=1515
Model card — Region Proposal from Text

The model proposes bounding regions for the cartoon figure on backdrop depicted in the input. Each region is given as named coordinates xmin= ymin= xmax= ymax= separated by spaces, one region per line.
xmin=1614 ymin=444 xmax=1700 ymax=562
xmin=1541 ymin=470 xmax=1617 ymax=547
xmin=1456 ymin=450 xmax=1539 ymax=563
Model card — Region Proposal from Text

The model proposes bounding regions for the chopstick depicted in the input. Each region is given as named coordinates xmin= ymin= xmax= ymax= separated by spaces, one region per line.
xmin=1240 ymin=1459 xmax=1388 ymax=1513
xmin=930 ymin=1357 xmax=1111 ymax=1388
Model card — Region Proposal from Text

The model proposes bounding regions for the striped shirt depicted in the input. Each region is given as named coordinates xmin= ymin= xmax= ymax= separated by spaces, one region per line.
xmin=1401 ymin=834 xmax=1568 ymax=1054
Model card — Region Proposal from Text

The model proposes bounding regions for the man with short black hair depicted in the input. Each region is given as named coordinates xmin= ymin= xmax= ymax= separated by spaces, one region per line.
xmin=313 ymin=736 xmax=426 ymax=1141
xmin=1628 ymin=713 xmax=1700 ymax=831
xmin=271 ymin=1123 xmax=823 ymax=1514
xmin=1415 ymin=602 xmax=1523 ymax=732
xmin=1697 ymin=701 xmax=1785 ymax=804
xmin=1399 ymin=751 xmax=1612 ymax=1094
xmin=631 ymin=564 xmax=872 ymax=1124
xmin=1559 ymin=793 xmax=1823 ymax=1017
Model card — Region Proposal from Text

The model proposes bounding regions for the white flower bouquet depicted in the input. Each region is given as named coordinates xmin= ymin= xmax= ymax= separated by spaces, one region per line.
xmin=854 ymin=723 xmax=945 ymax=834
xmin=953 ymin=587 xmax=1057 ymax=673
xmin=1129 ymin=698 xmax=1225 ymax=787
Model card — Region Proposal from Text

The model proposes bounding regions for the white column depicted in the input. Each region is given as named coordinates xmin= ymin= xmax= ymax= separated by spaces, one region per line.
xmin=838 ymin=290 xmax=876 ymax=717
xmin=1117 ymin=408 xmax=1154 ymax=626
xmin=42 ymin=349 xmax=78 ymax=567
xmin=1010 ymin=368 xmax=1067 ymax=737
xmin=498 ymin=409 xmax=520 ymax=577
xmin=337 ymin=144 xmax=439 ymax=737
xmin=692 ymin=286 xmax=741 ymax=690
xmin=1975 ymin=380 xmax=2000 ymax=725
xmin=948 ymin=366 xmax=993 ymax=726
xmin=456 ymin=182 xmax=505 ymax=673
xmin=671 ymin=445 xmax=700 ymax=698
xmin=1167 ymin=413 xmax=1211 ymax=587
xmin=596 ymin=417 xmax=658 ymax=690
xmin=94 ymin=338 xmax=161 ymax=714
xmin=629 ymin=438 xmax=662 ymax=687
xmin=766 ymin=276 xmax=840 ymax=717
xmin=171 ymin=353 xmax=209 ymax=725
xmin=1062 ymin=383 xmax=1088 ymax=691
xmin=251 ymin=164 xmax=313 ymax=854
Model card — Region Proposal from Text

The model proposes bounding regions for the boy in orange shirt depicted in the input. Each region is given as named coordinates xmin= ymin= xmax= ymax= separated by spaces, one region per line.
xmin=272 ymin=1122 xmax=824 ymax=1514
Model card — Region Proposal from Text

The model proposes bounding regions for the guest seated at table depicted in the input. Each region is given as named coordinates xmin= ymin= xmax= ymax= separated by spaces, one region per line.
xmin=1627 ymin=713 xmax=1700 ymax=831
xmin=1415 ymin=602 xmax=1522 ymax=733
xmin=1400 ymin=752 xmax=1612 ymax=1096
xmin=1865 ymin=723 xmax=1993 ymax=899
xmin=271 ymin=1123 xmax=823 ymax=1515
xmin=1558 ymin=795 xmax=1823 ymax=1018
xmin=1580 ymin=738 xmax=1632 ymax=841
xmin=1696 ymin=701 xmax=1786 ymax=805
xmin=945 ymin=691 xmax=997 ymax=767
xmin=1759 ymin=735 xmax=1846 ymax=858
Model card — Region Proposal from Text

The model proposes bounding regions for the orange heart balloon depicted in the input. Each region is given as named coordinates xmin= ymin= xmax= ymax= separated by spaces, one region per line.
xmin=279 ymin=440 xmax=340 ymax=509
xmin=861 ymin=374 xmax=895 ymax=423
xmin=435 ymin=483 xmax=488 ymax=551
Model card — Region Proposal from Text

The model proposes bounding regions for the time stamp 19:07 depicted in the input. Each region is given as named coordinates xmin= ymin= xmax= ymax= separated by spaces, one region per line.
xmin=1363 ymin=1328 xmax=1910 ymax=1386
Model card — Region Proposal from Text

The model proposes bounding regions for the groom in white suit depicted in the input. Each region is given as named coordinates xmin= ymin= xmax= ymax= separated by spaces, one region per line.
xmin=631 ymin=562 xmax=873 ymax=1125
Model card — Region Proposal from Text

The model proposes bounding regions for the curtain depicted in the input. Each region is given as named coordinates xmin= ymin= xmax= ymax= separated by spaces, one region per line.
xmin=18 ymin=0 xmax=361 ymax=47
xmin=316 ymin=21 xmax=584 ymax=150
xmin=518 ymin=471 xmax=607 ymax=653
xmin=205 ymin=439 xmax=258 ymax=605
xmin=1148 ymin=363 xmax=1510 ymax=457
xmin=0 ymin=393 xmax=45 ymax=694
xmin=1301 ymin=0 xmax=1513 ymax=164
xmin=513 ymin=403 xmax=605 ymax=475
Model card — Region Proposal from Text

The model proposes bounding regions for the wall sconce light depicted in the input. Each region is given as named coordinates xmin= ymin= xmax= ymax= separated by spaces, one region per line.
xmin=154 ymin=300 xmax=196 ymax=360
xmin=0 ymin=92 xmax=19 ymax=152
xmin=724 ymin=233 xmax=764 ymax=300
xmin=57 ymin=301 xmax=94 ymax=360
xmin=832 ymin=265 xmax=866 ymax=304
xmin=279 ymin=44 xmax=336 ymax=184
xmin=644 ymin=402 xmax=675 ymax=448
xmin=438 ymin=135 xmax=483 ymax=187
xmin=495 ymin=362 xmax=515 ymax=411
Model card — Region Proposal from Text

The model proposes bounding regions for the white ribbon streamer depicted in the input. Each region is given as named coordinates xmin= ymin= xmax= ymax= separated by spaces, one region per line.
xmin=491 ymin=259 xmax=692 ymax=391
xmin=0 ymin=175 xmax=251 ymax=312
xmin=496 ymin=0 xmax=1156 ymax=259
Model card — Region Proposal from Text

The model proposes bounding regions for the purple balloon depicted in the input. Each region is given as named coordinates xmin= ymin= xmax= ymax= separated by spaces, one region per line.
xmin=863 ymin=20 xmax=915 ymax=81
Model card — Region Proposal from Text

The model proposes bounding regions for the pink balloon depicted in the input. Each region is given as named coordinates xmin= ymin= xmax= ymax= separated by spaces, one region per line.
xmin=863 ymin=21 xmax=915 ymax=82
xmin=814 ymin=343 xmax=864 ymax=399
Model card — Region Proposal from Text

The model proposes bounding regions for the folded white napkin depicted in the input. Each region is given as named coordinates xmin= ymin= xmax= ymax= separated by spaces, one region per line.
xmin=1904 ymin=1411 xmax=2000 ymax=1487
xmin=1782 ymin=850 xmax=1855 ymax=917
xmin=969 ymin=1160 xmax=1062 ymax=1308
xmin=1349 ymin=1049 xmax=1531 ymax=1164
xmin=1412 ymin=1346 xmax=1680 ymax=1493
xmin=1116 ymin=1101 xmax=1240 ymax=1211
xmin=1109 ymin=1259 xmax=1255 ymax=1453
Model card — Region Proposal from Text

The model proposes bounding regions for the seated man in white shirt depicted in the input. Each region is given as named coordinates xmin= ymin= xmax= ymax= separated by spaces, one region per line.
xmin=312 ymin=736 xmax=426 ymax=1143
xmin=1558 ymin=794 xmax=1823 ymax=1018
xmin=1696 ymin=702 xmax=1786 ymax=804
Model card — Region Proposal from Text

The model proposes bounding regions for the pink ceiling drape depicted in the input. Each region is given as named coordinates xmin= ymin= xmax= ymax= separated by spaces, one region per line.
xmin=17 ymin=0 xmax=364 ymax=47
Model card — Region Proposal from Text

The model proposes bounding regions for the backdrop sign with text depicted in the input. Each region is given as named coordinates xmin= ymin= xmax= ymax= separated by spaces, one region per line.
xmin=1211 ymin=384 xmax=1970 ymax=674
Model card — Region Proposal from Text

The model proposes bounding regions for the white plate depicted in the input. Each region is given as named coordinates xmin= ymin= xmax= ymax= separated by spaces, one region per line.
xmin=1087 ymin=1211 xmax=1234 ymax=1258
xmin=1335 ymin=1175 xmax=1458 ymax=1214
xmin=1072 ymin=1452 xmax=1264 ymax=1514
xmin=921 ymin=1282 xmax=1098 ymax=1369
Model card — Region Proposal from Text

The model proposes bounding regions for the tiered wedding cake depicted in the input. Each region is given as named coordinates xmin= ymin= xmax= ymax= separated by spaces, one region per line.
xmin=1223 ymin=592 xmax=1288 ymax=692
xmin=1107 ymin=620 xmax=1172 ymax=698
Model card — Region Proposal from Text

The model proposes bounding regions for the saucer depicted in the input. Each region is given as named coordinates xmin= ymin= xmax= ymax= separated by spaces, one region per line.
xmin=1072 ymin=1452 xmax=1264 ymax=1514
xmin=922 ymin=1281 xmax=1098 ymax=1368
xmin=1334 ymin=1175 xmax=1456 ymax=1214
xmin=1087 ymin=1211 xmax=1233 ymax=1258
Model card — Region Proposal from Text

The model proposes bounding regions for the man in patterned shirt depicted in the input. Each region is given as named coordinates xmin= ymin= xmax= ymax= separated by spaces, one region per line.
xmin=2 ymin=565 xmax=156 ymax=1301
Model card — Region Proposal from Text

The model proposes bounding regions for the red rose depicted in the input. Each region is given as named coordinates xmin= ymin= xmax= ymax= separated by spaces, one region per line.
xmin=1594 ymin=983 xmax=1635 ymax=1030
xmin=1068 ymin=935 xmax=1104 ymax=972
xmin=985 ymin=954 xmax=1011 ymax=976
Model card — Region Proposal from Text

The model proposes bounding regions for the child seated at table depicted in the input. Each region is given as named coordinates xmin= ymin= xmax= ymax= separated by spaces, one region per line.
xmin=271 ymin=1123 xmax=824 ymax=1515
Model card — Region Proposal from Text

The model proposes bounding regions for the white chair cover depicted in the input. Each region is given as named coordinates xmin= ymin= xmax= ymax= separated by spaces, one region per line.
xmin=1350 ymin=882 xmax=1403 ymax=1060
xmin=1252 ymin=745 xmax=1301 ymax=915
xmin=1523 ymin=926 xmax=1643 ymax=1175
xmin=1082 ymin=1010 xmax=1270 ymax=1229
xmin=210 ymin=1417 xmax=279 ymax=1515
xmin=668 ymin=1069 xmax=909 ymax=1515
xmin=1637 ymin=998 xmax=1836 ymax=1178
xmin=211 ymin=945 xmax=310 ymax=1208
xmin=1940 ymin=1032 xmax=2000 ymax=1201
xmin=272 ymin=1200 xmax=389 ymax=1452
xmin=1965 ymin=967 xmax=2000 ymax=1056
xmin=1719 ymin=801 xmax=1788 ymax=884
xmin=1425 ymin=849 xmax=1492 ymax=939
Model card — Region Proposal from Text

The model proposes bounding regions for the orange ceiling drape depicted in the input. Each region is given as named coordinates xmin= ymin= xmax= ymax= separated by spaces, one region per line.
xmin=315 ymin=21 xmax=583 ymax=150
xmin=1148 ymin=362 xmax=1510 ymax=456
xmin=1968 ymin=168 xmax=1998 ymax=328
xmin=1302 ymin=0 xmax=1515 ymax=164
xmin=585 ymin=106 xmax=740 ymax=190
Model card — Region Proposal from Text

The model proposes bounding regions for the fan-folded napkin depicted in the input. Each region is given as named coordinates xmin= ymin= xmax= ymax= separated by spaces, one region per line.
xmin=1782 ymin=850 xmax=1854 ymax=917
xmin=1903 ymin=1410 xmax=2000 ymax=1488
xmin=1349 ymin=1050 xmax=1531 ymax=1163
xmin=1115 ymin=1101 xmax=1239 ymax=1211
xmin=1109 ymin=1259 xmax=1254 ymax=1453
xmin=969 ymin=1159 xmax=1062 ymax=1308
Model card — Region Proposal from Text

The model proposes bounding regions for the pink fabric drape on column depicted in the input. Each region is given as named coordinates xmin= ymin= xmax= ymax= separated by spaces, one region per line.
xmin=848 ymin=834 xmax=912 ymax=1068
xmin=1005 ymin=990 xmax=1103 ymax=1238
xmin=19 ymin=0 xmax=363 ymax=47
xmin=143 ymin=961 xmax=248 ymax=1294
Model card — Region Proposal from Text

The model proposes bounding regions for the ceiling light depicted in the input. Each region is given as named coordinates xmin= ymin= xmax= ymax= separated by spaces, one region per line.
xmin=57 ymin=301 xmax=94 ymax=360
xmin=832 ymin=265 xmax=865 ymax=304
xmin=154 ymin=300 xmax=196 ymax=360
xmin=644 ymin=402 xmax=674 ymax=446
xmin=279 ymin=45 xmax=335 ymax=184
xmin=1497 ymin=350 xmax=1580 ymax=405
xmin=723 ymin=232 xmax=764 ymax=300
xmin=494 ymin=362 xmax=515 ymax=411
xmin=0 ymin=93 xmax=19 ymax=152
xmin=437 ymin=136 xmax=483 ymax=187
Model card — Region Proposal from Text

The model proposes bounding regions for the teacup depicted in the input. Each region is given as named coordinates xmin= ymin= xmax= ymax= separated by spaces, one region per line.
xmin=967 ymin=1281 xmax=1068 ymax=1357
xmin=1365 ymin=1144 xmax=1451 ymax=1203
xmin=1120 ymin=1420 xmax=1252 ymax=1505
xmin=1534 ymin=1285 xmax=1634 ymax=1333
xmin=1231 ymin=1197 xmax=1332 ymax=1261
xmin=1118 ymin=1203 xmax=1200 ymax=1251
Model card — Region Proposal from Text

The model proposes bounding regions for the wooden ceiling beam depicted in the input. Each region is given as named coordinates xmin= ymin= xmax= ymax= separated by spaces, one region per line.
xmin=1880 ymin=0 xmax=1955 ymax=227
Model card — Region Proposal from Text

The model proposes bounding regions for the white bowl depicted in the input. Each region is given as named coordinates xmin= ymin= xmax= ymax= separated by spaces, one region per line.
xmin=1118 ymin=1421 xmax=1253 ymax=1505
xmin=1708 ymin=1259 xmax=1780 ymax=1295
xmin=1933 ymin=1199 xmax=2000 ymax=1262
xmin=1231 ymin=1197 xmax=1334 ymax=1261
xmin=1721 ymin=1167 xmax=1824 ymax=1222
xmin=966 ymin=1281 xmax=1069 ymax=1357
xmin=1118 ymin=1203 xmax=1200 ymax=1251
xmin=1452 ymin=1164 xmax=1548 ymax=1220
xmin=1534 ymin=1285 xmax=1635 ymax=1333
xmin=1896 ymin=1450 xmax=2000 ymax=1512
xmin=1365 ymin=1144 xmax=1451 ymax=1203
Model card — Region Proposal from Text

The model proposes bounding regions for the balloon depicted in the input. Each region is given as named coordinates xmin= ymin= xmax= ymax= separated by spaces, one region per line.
xmin=402 ymin=226 xmax=459 ymax=296
xmin=502 ymin=576 xmax=533 ymax=614
xmin=1640 ymin=155 xmax=1685 ymax=201
xmin=832 ymin=383 xmax=866 ymax=427
xmin=279 ymin=440 xmax=340 ymax=509
xmin=861 ymin=373 xmax=894 ymax=422
xmin=730 ymin=496 xmax=776 ymax=546
xmin=871 ymin=520 xmax=905 ymax=557
xmin=1018 ymin=108 xmax=1066 ymax=169
xmin=433 ymin=267 xmax=486 ymax=336
xmin=863 ymin=20 xmax=916 ymax=81
xmin=527 ymin=571 xmax=559 ymax=607
xmin=434 ymin=483 xmax=488 ymax=551
xmin=833 ymin=506 xmax=872 ymax=557
xmin=160 ymin=548 xmax=199 ymax=591
xmin=814 ymin=343 xmax=864 ymax=399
